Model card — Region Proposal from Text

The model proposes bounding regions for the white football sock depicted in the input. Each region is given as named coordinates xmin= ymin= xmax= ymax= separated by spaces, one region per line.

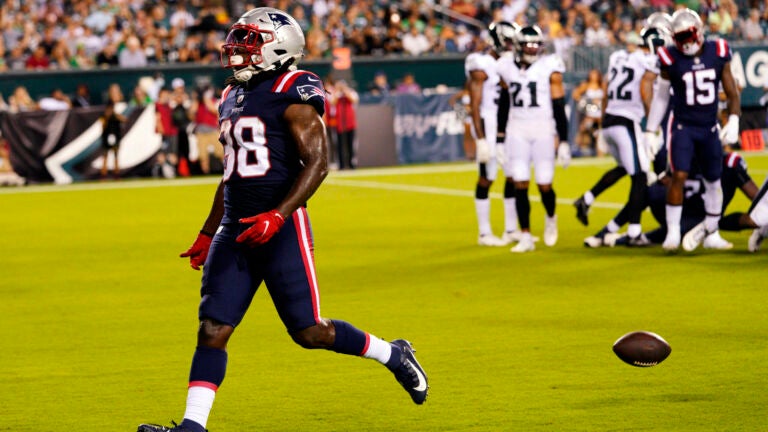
xmin=361 ymin=334 xmax=392 ymax=365
xmin=606 ymin=219 xmax=621 ymax=233
xmin=584 ymin=191 xmax=595 ymax=206
xmin=503 ymin=197 xmax=518 ymax=232
xmin=628 ymin=223 xmax=642 ymax=238
xmin=475 ymin=199 xmax=492 ymax=236
xmin=703 ymin=180 xmax=723 ymax=232
xmin=183 ymin=386 xmax=216 ymax=429
xmin=666 ymin=204 xmax=682 ymax=233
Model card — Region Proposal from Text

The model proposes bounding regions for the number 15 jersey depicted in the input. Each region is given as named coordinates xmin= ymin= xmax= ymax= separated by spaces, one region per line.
xmin=657 ymin=39 xmax=731 ymax=128
xmin=218 ymin=70 xmax=326 ymax=223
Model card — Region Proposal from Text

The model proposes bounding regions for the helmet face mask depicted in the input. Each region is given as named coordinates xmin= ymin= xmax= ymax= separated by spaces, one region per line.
xmin=671 ymin=9 xmax=704 ymax=56
xmin=221 ymin=8 xmax=305 ymax=81
xmin=515 ymin=25 xmax=544 ymax=65
xmin=639 ymin=26 xmax=671 ymax=54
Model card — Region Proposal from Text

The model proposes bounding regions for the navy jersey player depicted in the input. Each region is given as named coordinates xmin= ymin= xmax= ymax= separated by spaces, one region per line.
xmin=609 ymin=151 xmax=758 ymax=247
xmin=138 ymin=8 xmax=427 ymax=432
xmin=644 ymin=8 xmax=741 ymax=251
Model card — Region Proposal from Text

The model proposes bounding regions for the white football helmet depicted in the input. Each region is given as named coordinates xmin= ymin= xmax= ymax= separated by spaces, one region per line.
xmin=488 ymin=21 xmax=519 ymax=54
xmin=645 ymin=12 xmax=673 ymax=33
xmin=639 ymin=26 xmax=672 ymax=54
xmin=671 ymin=8 xmax=704 ymax=56
xmin=221 ymin=7 xmax=305 ymax=82
xmin=515 ymin=25 xmax=544 ymax=65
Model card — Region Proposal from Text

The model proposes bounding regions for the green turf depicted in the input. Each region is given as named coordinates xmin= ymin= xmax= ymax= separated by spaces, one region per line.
xmin=1 ymin=155 xmax=767 ymax=431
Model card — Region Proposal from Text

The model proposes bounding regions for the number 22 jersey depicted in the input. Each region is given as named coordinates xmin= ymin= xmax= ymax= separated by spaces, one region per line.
xmin=217 ymin=70 xmax=326 ymax=223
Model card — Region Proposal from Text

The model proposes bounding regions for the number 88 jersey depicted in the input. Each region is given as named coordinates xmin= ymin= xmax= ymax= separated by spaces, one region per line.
xmin=658 ymin=39 xmax=731 ymax=128
xmin=218 ymin=70 xmax=326 ymax=223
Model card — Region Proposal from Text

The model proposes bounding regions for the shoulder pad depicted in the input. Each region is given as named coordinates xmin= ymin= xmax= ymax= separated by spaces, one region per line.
xmin=548 ymin=54 xmax=566 ymax=73
xmin=272 ymin=70 xmax=326 ymax=115
xmin=465 ymin=53 xmax=484 ymax=71
xmin=715 ymin=38 xmax=731 ymax=58
xmin=657 ymin=46 xmax=674 ymax=66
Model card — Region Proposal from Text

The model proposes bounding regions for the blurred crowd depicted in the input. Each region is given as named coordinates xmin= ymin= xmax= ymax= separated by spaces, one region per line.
xmin=2 ymin=0 xmax=768 ymax=73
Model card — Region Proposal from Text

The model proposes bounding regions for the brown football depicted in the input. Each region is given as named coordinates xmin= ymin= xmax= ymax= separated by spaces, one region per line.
xmin=612 ymin=331 xmax=671 ymax=367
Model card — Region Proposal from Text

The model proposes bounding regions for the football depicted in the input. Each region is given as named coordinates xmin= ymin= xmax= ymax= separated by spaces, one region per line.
xmin=612 ymin=331 xmax=671 ymax=367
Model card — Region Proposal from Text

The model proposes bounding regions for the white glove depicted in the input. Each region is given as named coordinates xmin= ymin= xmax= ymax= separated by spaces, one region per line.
xmin=643 ymin=131 xmax=662 ymax=160
xmin=495 ymin=143 xmax=506 ymax=166
xmin=475 ymin=137 xmax=490 ymax=163
xmin=557 ymin=141 xmax=571 ymax=168
xmin=719 ymin=114 xmax=740 ymax=146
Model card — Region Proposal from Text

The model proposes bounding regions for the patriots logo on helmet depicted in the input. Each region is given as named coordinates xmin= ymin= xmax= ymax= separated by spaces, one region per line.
xmin=268 ymin=12 xmax=292 ymax=30
xmin=296 ymin=84 xmax=325 ymax=101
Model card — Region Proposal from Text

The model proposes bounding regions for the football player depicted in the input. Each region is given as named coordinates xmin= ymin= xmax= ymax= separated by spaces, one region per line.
xmin=466 ymin=21 xmax=521 ymax=246
xmin=609 ymin=151 xmax=758 ymax=247
xmin=138 ymin=8 xmax=428 ymax=432
xmin=644 ymin=8 xmax=741 ymax=251
xmin=574 ymin=17 xmax=673 ymax=232
xmin=745 ymin=178 xmax=768 ymax=252
xmin=497 ymin=25 xmax=570 ymax=252
xmin=581 ymin=28 xmax=670 ymax=248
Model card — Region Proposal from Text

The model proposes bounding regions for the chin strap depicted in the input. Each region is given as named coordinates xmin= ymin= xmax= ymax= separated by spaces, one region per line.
xmin=234 ymin=66 xmax=256 ymax=82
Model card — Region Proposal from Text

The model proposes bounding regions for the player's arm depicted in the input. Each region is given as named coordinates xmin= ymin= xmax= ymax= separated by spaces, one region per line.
xmin=496 ymin=80 xmax=509 ymax=144
xmin=645 ymin=69 xmax=670 ymax=133
xmin=640 ymin=71 xmax=657 ymax=116
xmin=279 ymin=103 xmax=329 ymax=215
xmin=719 ymin=61 xmax=741 ymax=145
xmin=180 ymin=180 xmax=225 ymax=270
xmin=467 ymin=70 xmax=487 ymax=140
xmin=551 ymin=72 xmax=570 ymax=167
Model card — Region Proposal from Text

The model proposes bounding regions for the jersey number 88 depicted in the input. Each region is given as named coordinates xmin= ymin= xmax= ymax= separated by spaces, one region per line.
xmin=220 ymin=117 xmax=271 ymax=179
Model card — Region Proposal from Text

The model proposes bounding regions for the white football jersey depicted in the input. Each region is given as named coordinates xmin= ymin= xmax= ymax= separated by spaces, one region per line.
xmin=465 ymin=52 xmax=502 ymax=117
xmin=496 ymin=53 xmax=566 ymax=122
xmin=604 ymin=49 xmax=657 ymax=123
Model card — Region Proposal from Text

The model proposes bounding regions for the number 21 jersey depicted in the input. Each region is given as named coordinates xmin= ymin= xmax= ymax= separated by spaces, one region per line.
xmin=496 ymin=53 xmax=565 ymax=125
xmin=218 ymin=70 xmax=326 ymax=223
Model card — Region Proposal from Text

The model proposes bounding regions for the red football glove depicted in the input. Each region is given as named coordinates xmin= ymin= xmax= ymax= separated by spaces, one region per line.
xmin=180 ymin=231 xmax=213 ymax=270
xmin=236 ymin=210 xmax=285 ymax=247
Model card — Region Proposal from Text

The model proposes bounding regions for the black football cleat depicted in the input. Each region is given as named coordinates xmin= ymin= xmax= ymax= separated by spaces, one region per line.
xmin=390 ymin=339 xmax=428 ymax=404
xmin=574 ymin=196 xmax=590 ymax=226
xmin=137 ymin=421 xmax=205 ymax=432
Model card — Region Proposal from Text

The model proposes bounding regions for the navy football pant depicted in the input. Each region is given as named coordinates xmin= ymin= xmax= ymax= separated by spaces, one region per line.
xmin=669 ymin=121 xmax=722 ymax=181
xmin=199 ymin=207 xmax=320 ymax=332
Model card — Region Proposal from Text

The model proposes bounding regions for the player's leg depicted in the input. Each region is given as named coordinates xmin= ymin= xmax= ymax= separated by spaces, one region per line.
xmin=574 ymin=166 xmax=627 ymax=226
xmin=475 ymin=115 xmax=504 ymax=246
xmin=264 ymin=207 xmax=428 ymax=404
xmin=509 ymin=135 xmax=535 ymax=252
xmin=663 ymin=124 xmax=695 ymax=251
xmin=625 ymin=121 xmax=650 ymax=240
xmin=746 ymin=177 xmax=768 ymax=252
xmin=139 ymin=224 xmax=260 ymax=432
xmin=533 ymin=136 xmax=557 ymax=247
xmin=683 ymin=128 xmax=731 ymax=251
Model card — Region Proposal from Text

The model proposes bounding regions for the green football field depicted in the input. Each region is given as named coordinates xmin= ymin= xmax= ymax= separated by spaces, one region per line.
xmin=2 ymin=154 xmax=767 ymax=431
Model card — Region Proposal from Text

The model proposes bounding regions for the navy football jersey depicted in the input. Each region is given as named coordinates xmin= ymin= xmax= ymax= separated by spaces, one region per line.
xmin=217 ymin=70 xmax=326 ymax=223
xmin=657 ymin=39 xmax=731 ymax=128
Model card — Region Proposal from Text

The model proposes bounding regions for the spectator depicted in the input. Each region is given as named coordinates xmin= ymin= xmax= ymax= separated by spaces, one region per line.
xmin=382 ymin=24 xmax=404 ymax=54
xmin=402 ymin=24 xmax=431 ymax=56
xmin=170 ymin=78 xmax=194 ymax=176
xmin=119 ymin=36 xmax=148 ymax=68
xmin=583 ymin=13 xmax=614 ymax=46
xmin=8 ymin=86 xmax=37 ymax=112
xmin=739 ymin=8 xmax=764 ymax=40
xmin=368 ymin=71 xmax=391 ymax=96
xmin=100 ymin=100 xmax=127 ymax=179
xmin=191 ymin=84 xmax=223 ymax=175
xmin=501 ymin=0 xmax=529 ymax=24
xmin=329 ymin=79 xmax=359 ymax=170
xmin=96 ymin=43 xmax=119 ymax=68
xmin=25 ymin=45 xmax=50 ymax=70
xmin=129 ymin=85 xmax=151 ymax=108
xmin=49 ymin=42 xmax=71 ymax=70
xmin=708 ymin=5 xmax=735 ymax=36
xmin=38 ymin=88 xmax=72 ymax=111
xmin=72 ymin=84 xmax=92 ymax=108
xmin=572 ymin=69 xmax=605 ymax=156
xmin=395 ymin=72 xmax=422 ymax=94
xmin=6 ymin=45 xmax=28 ymax=71
xmin=154 ymin=88 xmax=179 ymax=179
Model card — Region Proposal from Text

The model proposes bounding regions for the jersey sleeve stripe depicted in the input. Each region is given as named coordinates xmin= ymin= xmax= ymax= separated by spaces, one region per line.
xmin=717 ymin=39 xmax=728 ymax=57
xmin=221 ymin=85 xmax=233 ymax=102
xmin=272 ymin=70 xmax=308 ymax=93
xmin=658 ymin=47 xmax=673 ymax=66
xmin=727 ymin=152 xmax=740 ymax=168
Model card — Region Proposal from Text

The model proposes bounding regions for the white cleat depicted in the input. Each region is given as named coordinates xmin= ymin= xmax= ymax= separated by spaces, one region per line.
xmin=478 ymin=233 xmax=506 ymax=247
xmin=681 ymin=222 xmax=707 ymax=252
xmin=501 ymin=230 xmax=523 ymax=244
xmin=543 ymin=215 xmax=558 ymax=247
xmin=583 ymin=234 xmax=605 ymax=248
xmin=748 ymin=226 xmax=768 ymax=252
xmin=702 ymin=231 xmax=733 ymax=250
xmin=510 ymin=233 xmax=535 ymax=253
xmin=662 ymin=230 xmax=681 ymax=252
